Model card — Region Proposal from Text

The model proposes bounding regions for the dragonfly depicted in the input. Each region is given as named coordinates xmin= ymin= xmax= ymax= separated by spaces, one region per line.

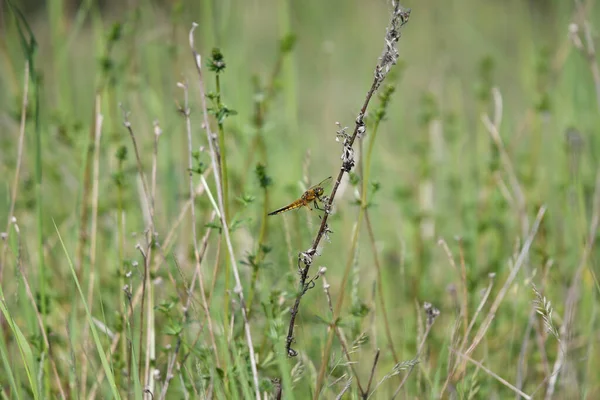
xmin=268 ymin=176 xmax=332 ymax=216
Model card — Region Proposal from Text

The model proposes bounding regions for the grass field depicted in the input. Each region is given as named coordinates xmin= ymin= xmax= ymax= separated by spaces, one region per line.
xmin=1 ymin=0 xmax=600 ymax=398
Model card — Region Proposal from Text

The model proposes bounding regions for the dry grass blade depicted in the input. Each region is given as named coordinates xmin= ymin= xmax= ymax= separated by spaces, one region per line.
xmin=450 ymin=348 xmax=532 ymax=399
xmin=189 ymin=23 xmax=261 ymax=400
xmin=465 ymin=206 xmax=546 ymax=357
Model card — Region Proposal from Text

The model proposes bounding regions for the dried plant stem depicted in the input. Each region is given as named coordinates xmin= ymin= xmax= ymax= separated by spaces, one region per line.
xmin=364 ymin=212 xmax=399 ymax=364
xmin=483 ymin=89 xmax=529 ymax=237
xmin=287 ymin=5 xmax=411 ymax=364
xmin=87 ymin=178 xmax=211 ymax=399
xmin=138 ymin=243 xmax=150 ymax=391
xmin=189 ymin=23 xmax=261 ymax=400
xmin=551 ymin=169 xmax=600 ymax=398
xmin=544 ymin=324 xmax=567 ymax=400
xmin=391 ymin=312 xmax=437 ymax=399
xmin=440 ymin=273 xmax=495 ymax=395
xmin=364 ymin=349 xmax=381 ymax=398
xmin=335 ymin=379 xmax=353 ymax=400
xmin=75 ymin=99 xmax=99 ymax=277
xmin=213 ymin=68 xmax=233 ymax=338
xmin=0 ymin=61 xmax=29 ymax=280
xmin=450 ymin=348 xmax=532 ymax=399
xmin=143 ymin=122 xmax=163 ymax=396
xmin=159 ymin=214 xmax=216 ymax=400
xmin=322 ymin=276 xmax=366 ymax=396
xmin=179 ymin=80 xmax=220 ymax=366
xmin=161 ymin=178 xmax=210 ymax=253
xmin=80 ymin=95 xmax=103 ymax=399
xmin=464 ymin=206 xmax=546 ymax=357
xmin=314 ymin=221 xmax=362 ymax=397
xmin=121 ymin=109 xmax=158 ymax=395
xmin=458 ymin=239 xmax=469 ymax=341
xmin=437 ymin=238 xmax=468 ymax=338
xmin=122 ymin=111 xmax=156 ymax=228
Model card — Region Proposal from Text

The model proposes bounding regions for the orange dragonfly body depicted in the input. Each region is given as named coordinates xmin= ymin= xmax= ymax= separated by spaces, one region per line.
xmin=268 ymin=177 xmax=332 ymax=216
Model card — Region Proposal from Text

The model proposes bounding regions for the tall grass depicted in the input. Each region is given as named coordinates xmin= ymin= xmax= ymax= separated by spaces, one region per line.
xmin=1 ymin=0 xmax=600 ymax=398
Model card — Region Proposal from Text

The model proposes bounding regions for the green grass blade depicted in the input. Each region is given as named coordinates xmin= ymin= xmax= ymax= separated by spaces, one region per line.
xmin=53 ymin=220 xmax=121 ymax=399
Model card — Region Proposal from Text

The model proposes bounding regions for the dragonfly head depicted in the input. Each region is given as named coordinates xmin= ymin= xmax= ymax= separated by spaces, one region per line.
xmin=315 ymin=187 xmax=324 ymax=197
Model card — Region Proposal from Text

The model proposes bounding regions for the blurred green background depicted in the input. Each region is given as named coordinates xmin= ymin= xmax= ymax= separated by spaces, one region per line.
xmin=1 ymin=0 xmax=600 ymax=398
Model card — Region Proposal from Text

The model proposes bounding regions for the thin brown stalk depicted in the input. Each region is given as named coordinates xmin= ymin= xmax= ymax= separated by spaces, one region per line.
xmin=287 ymin=3 xmax=412 ymax=367
xmin=80 ymin=96 xmax=103 ymax=399
xmin=151 ymin=121 xmax=161 ymax=217
xmin=137 ymin=243 xmax=149 ymax=388
xmin=189 ymin=23 xmax=261 ymax=400
xmin=364 ymin=211 xmax=399 ymax=364
xmin=310 ymin=6 xmax=411 ymax=398
xmin=121 ymin=107 xmax=155 ymax=227
xmin=159 ymin=214 xmax=216 ymax=400
xmin=144 ymin=121 xmax=162 ymax=396
xmin=315 ymin=221 xmax=362 ymax=397
xmin=364 ymin=349 xmax=381 ymax=398
xmin=75 ymin=98 xmax=100 ymax=277
xmin=179 ymin=79 xmax=220 ymax=364
xmin=121 ymin=108 xmax=158 ymax=394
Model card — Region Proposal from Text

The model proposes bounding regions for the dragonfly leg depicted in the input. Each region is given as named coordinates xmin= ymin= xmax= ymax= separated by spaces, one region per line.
xmin=314 ymin=200 xmax=324 ymax=211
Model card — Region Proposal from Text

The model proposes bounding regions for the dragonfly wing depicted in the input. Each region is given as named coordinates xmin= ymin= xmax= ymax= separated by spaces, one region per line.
xmin=307 ymin=176 xmax=332 ymax=191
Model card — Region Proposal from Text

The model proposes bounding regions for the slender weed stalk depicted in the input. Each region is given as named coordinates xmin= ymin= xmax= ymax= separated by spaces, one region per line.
xmin=177 ymin=79 xmax=220 ymax=366
xmin=79 ymin=95 xmax=104 ymax=399
xmin=361 ymin=84 xmax=402 ymax=366
xmin=285 ymin=4 xmax=412 ymax=368
xmin=391 ymin=302 xmax=440 ymax=398
xmin=189 ymin=23 xmax=261 ymax=400
xmin=275 ymin=4 xmax=411 ymax=398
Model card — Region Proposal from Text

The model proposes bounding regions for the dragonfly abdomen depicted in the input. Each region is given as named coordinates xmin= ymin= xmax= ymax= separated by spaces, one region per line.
xmin=267 ymin=200 xmax=305 ymax=216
